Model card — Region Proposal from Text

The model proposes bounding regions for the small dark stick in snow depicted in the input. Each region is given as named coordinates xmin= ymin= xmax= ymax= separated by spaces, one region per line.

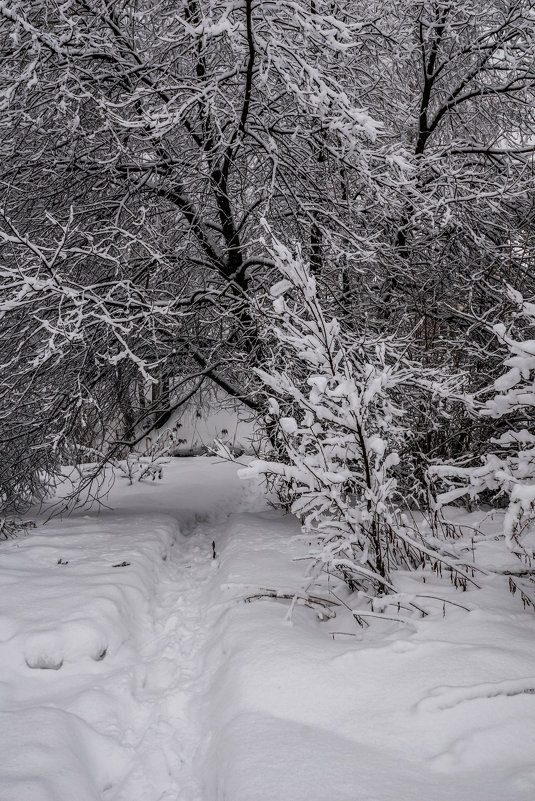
xmin=212 ymin=540 xmax=217 ymax=559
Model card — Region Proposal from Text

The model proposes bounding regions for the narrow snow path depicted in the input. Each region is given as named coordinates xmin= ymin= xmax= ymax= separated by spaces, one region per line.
xmin=112 ymin=520 xmax=220 ymax=801
xmin=0 ymin=460 xmax=248 ymax=801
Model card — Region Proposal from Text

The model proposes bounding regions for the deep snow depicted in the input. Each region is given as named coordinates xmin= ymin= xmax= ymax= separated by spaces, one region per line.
xmin=1 ymin=458 xmax=535 ymax=800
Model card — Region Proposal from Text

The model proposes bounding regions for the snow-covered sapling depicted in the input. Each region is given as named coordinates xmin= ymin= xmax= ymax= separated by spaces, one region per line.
xmin=242 ymin=237 xmax=474 ymax=614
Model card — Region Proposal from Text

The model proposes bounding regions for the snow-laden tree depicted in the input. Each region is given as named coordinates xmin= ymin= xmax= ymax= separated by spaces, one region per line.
xmin=365 ymin=0 xmax=535 ymax=328
xmin=432 ymin=288 xmax=535 ymax=548
xmin=0 ymin=0 xmax=385 ymax=510
xmin=2 ymin=0 xmax=535 ymax=515
xmin=353 ymin=0 xmax=535 ymax=469
xmin=242 ymin=236 xmax=475 ymax=610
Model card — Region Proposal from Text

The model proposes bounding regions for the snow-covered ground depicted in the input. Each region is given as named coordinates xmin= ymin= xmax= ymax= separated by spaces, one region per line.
xmin=1 ymin=458 xmax=535 ymax=800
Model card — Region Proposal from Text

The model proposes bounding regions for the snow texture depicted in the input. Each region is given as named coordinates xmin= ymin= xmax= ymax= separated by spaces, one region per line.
xmin=1 ymin=459 xmax=535 ymax=800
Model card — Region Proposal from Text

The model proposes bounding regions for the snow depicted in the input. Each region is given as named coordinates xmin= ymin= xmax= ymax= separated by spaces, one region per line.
xmin=1 ymin=459 xmax=535 ymax=800
xmin=1 ymin=516 xmax=175 ymax=671
xmin=203 ymin=511 xmax=535 ymax=801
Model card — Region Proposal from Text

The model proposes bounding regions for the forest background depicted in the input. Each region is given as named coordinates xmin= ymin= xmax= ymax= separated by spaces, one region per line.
xmin=3 ymin=0 xmax=535 ymax=604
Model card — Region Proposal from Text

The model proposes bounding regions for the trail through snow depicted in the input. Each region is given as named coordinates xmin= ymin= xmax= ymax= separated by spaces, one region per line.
xmin=0 ymin=514 xmax=227 ymax=801
xmin=112 ymin=520 xmax=220 ymax=801
xmin=0 ymin=459 xmax=246 ymax=801
xmin=2 ymin=458 xmax=535 ymax=801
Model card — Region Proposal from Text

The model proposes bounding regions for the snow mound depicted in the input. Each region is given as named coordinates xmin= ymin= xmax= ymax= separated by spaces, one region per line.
xmin=0 ymin=515 xmax=177 ymax=670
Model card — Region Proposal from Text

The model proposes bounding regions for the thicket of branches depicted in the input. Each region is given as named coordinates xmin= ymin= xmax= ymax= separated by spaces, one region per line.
xmin=2 ymin=1 xmax=535 ymax=591
xmin=241 ymin=237 xmax=480 ymax=606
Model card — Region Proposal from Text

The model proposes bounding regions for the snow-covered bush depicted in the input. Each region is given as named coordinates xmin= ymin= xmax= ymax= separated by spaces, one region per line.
xmin=0 ymin=517 xmax=36 ymax=540
xmin=242 ymin=238 xmax=470 ymax=602
xmin=432 ymin=288 xmax=535 ymax=563
xmin=115 ymin=428 xmax=181 ymax=484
